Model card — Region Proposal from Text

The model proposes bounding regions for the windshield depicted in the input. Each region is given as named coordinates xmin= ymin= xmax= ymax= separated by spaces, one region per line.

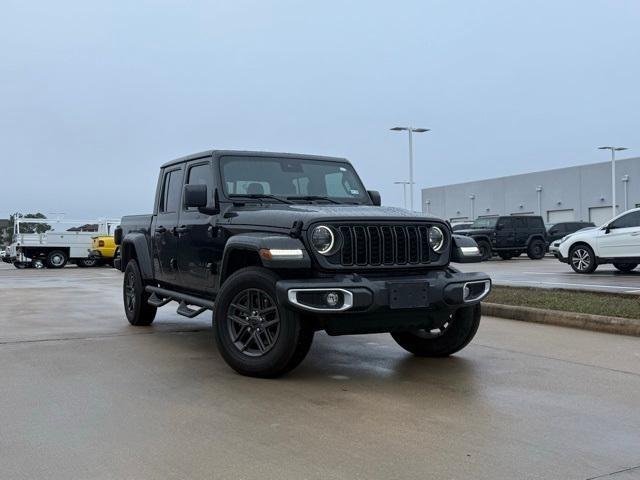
xmin=470 ymin=217 xmax=498 ymax=229
xmin=220 ymin=156 xmax=370 ymax=204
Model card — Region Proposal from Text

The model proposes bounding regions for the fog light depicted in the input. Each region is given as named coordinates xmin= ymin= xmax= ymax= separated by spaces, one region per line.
xmin=325 ymin=292 xmax=340 ymax=307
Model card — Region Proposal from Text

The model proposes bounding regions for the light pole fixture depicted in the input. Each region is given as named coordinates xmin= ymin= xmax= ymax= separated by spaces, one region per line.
xmin=390 ymin=126 xmax=430 ymax=211
xmin=598 ymin=146 xmax=628 ymax=218
xmin=393 ymin=181 xmax=412 ymax=209
xmin=425 ymin=199 xmax=431 ymax=214
xmin=622 ymin=174 xmax=630 ymax=212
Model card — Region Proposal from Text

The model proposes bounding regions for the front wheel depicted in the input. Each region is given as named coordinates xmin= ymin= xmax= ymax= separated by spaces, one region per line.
xmin=613 ymin=262 xmax=638 ymax=273
xmin=569 ymin=244 xmax=597 ymax=273
xmin=391 ymin=304 xmax=481 ymax=357
xmin=123 ymin=259 xmax=156 ymax=326
xmin=213 ymin=267 xmax=314 ymax=378
xmin=476 ymin=241 xmax=492 ymax=261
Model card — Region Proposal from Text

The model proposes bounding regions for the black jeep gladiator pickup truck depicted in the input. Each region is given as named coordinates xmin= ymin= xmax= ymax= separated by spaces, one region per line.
xmin=115 ymin=150 xmax=490 ymax=377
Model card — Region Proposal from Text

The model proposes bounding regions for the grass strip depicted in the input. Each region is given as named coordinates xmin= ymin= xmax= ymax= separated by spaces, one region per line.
xmin=486 ymin=286 xmax=640 ymax=320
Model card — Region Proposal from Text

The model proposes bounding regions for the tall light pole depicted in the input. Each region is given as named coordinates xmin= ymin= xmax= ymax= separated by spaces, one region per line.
xmin=469 ymin=194 xmax=476 ymax=220
xmin=598 ymin=146 xmax=628 ymax=218
xmin=536 ymin=186 xmax=543 ymax=216
xmin=393 ymin=181 xmax=412 ymax=209
xmin=390 ymin=127 xmax=430 ymax=211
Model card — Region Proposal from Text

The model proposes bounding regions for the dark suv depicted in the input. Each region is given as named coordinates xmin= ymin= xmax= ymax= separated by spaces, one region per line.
xmin=456 ymin=215 xmax=547 ymax=261
xmin=114 ymin=150 xmax=491 ymax=377
xmin=546 ymin=221 xmax=595 ymax=244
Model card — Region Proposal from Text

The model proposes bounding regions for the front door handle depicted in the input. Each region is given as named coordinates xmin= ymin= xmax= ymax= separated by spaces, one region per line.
xmin=174 ymin=226 xmax=190 ymax=236
xmin=155 ymin=226 xmax=167 ymax=234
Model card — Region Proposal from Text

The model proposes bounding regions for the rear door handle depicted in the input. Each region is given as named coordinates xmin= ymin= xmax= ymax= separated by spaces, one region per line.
xmin=155 ymin=226 xmax=167 ymax=234
xmin=174 ymin=226 xmax=190 ymax=236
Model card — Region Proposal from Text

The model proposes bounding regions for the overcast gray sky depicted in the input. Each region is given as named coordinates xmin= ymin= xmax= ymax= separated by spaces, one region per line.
xmin=1 ymin=0 xmax=639 ymax=219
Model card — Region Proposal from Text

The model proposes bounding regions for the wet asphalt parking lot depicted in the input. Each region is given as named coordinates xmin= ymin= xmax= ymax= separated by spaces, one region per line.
xmin=458 ymin=256 xmax=640 ymax=294
xmin=1 ymin=261 xmax=639 ymax=480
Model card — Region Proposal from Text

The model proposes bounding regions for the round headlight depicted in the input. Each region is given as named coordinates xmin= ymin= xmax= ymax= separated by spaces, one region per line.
xmin=428 ymin=226 xmax=446 ymax=252
xmin=311 ymin=225 xmax=335 ymax=255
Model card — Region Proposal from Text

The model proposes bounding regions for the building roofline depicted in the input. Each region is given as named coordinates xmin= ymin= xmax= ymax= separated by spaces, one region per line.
xmin=422 ymin=156 xmax=640 ymax=191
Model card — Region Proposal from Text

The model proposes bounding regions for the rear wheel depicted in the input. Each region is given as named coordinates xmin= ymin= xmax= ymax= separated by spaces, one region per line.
xmin=123 ymin=259 xmax=156 ymax=326
xmin=613 ymin=262 xmax=637 ymax=272
xmin=476 ymin=240 xmax=492 ymax=261
xmin=76 ymin=258 xmax=98 ymax=268
xmin=391 ymin=304 xmax=481 ymax=357
xmin=569 ymin=244 xmax=597 ymax=273
xmin=213 ymin=267 xmax=314 ymax=378
xmin=527 ymin=239 xmax=546 ymax=259
xmin=46 ymin=250 xmax=68 ymax=269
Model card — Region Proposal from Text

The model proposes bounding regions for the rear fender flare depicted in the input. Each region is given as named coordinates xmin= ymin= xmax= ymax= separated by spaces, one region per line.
xmin=120 ymin=233 xmax=153 ymax=279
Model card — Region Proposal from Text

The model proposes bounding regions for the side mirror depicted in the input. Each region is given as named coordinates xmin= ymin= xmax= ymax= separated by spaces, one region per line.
xmin=368 ymin=190 xmax=381 ymax=206
xmin=549 ymin=229 xmax=557 ymax=235
xmin=184 ymin=184 xmax=208 ymax=208
xmin=450 ymin=235 xmax=483 ymax=263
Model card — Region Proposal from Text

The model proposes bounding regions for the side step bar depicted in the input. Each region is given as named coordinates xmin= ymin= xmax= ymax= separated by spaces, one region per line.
xmin=145 ymin=286 xmax=215 ymax=319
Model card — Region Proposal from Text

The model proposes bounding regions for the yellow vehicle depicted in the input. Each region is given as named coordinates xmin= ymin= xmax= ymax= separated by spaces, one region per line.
xmin=89 ymin=235 xmax=118 ymax=266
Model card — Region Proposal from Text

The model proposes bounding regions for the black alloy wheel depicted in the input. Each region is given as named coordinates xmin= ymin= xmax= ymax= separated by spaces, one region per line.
xmin=226 ymin=288 xmax=281 ymax=357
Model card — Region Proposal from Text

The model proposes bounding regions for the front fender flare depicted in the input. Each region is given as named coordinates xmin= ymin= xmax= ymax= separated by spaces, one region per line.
xmin=220 ymin=232 xmax=311 ymax=282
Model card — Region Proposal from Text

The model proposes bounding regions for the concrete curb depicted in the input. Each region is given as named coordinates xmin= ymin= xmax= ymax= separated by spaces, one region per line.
xmin=483 ymin=303 xmax=640 ymax=337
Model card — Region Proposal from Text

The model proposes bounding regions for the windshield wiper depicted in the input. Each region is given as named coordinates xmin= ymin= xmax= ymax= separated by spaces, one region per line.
xmin=286 ymin=195 xmax=342 ymax=204
xmin=229 ymin=194 xmax=293 ymax=205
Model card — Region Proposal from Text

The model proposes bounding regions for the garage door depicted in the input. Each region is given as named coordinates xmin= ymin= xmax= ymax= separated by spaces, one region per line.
xmin=589 ymin=206 xmax=613 ymax=226
xmin=547 ymin=209 xmax=575 ymax=223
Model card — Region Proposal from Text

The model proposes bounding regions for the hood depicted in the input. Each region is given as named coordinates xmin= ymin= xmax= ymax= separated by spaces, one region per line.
xmin=221 ymin=203 xmax=445 ymax=230
xmin=454 ymin=228 xmax=493 ymax=236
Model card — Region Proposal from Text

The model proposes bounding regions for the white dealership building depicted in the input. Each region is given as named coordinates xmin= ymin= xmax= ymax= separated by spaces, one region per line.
xmin=421 ymin=156 xmax=640 ymax=226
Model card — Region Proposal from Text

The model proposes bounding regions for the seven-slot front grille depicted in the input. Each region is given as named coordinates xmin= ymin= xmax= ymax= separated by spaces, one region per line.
xmin=336 ymin=224 xmax=435 ymax=267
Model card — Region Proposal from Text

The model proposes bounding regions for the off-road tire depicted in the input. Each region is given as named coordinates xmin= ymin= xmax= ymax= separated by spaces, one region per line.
xmin=613 ymin=262 xmax=638 ymax=273
xmin=123 ymin=259 xmax=157 ymax=326
xmin=46 ymin=250 xmax=68 ymax=269
xmin=527 ymin=239 xmax=546 ymax=260
xmin=391 ymin=303 xmax=481 ymax=357
xmin=213 ymin=267 xmax=314 ymax=378
xmin=476 ymin=241 xmax=492 ymax=261
xmin=569 ymin=244 xmax=597 ymax=273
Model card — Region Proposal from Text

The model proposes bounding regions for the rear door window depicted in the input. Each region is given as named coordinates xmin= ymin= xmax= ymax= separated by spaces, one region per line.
xmin=161 ymin=169 xmax=183 ymax=213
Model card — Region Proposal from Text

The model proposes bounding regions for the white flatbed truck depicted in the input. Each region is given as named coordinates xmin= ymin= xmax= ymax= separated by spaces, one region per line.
xmin=2 ymin=216 xmax=119 ymax=269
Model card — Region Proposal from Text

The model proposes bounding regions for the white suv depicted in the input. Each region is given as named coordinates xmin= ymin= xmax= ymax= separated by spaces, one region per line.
xmin=558 ymin=208 xmax=640 ymax=273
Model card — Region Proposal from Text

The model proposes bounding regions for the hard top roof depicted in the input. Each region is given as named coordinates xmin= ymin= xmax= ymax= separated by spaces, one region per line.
xmin=160 ymin=150 xmax=350 ymax=169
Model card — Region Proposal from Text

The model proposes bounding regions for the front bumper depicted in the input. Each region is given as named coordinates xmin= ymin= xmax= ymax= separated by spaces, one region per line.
xmin=275 ymin=269 xmax=491 ymax=335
